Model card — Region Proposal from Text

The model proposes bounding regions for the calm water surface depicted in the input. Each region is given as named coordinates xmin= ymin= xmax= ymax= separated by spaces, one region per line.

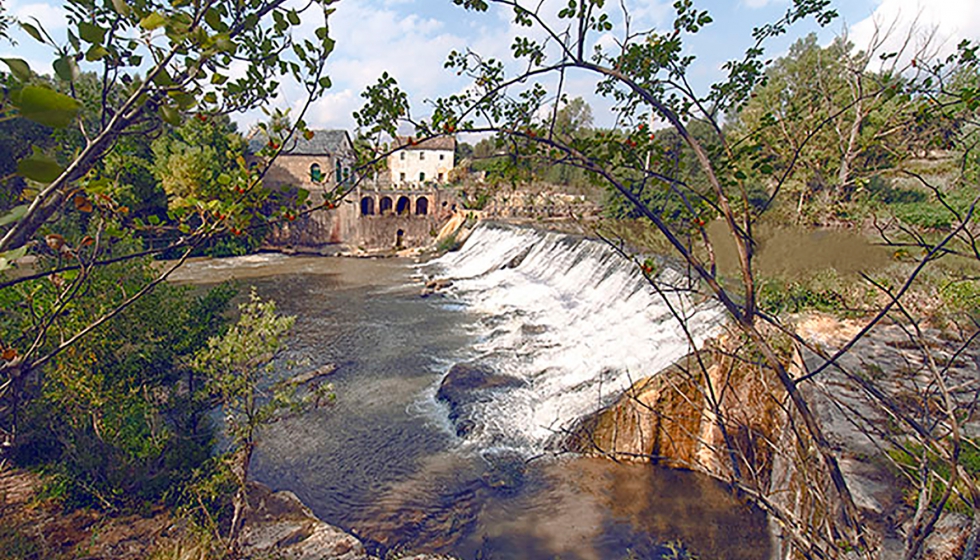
xmin=171 ymin=253 xmax=770 ymax=560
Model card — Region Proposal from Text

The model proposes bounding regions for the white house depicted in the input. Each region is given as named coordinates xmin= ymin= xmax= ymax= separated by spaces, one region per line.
xmin=389 ymin=136 xmax=456 ymax=186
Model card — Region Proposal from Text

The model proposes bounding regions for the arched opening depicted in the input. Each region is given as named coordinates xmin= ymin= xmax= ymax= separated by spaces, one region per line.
xmin=379 ymin=196 xmax=393 ymax=215
xmin=396 ymin=229 xmax=404 ymax=249
xmin=415 ymin=197 xmax=429 ymax=216
xmin=396 ymin=196 xmax=410 ymax=216
xmin=360 ymin=197 xmax=375 ymax=216
xmin=310 ymin=163 xmax=323 ymax=183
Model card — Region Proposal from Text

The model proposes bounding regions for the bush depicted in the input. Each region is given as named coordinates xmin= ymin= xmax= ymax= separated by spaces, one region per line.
xmin=9 ymin=262 xmax=236 ymax=512
xmin=758 ymin=273 xmax=849 ymax=315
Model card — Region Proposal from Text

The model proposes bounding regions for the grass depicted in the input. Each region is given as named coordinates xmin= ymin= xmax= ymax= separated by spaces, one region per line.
xmin=887 ymin=440 xmax=980 ymax=513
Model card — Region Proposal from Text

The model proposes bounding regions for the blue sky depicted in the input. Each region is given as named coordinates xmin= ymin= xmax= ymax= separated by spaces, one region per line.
xmin=2 ymin=0 xmax=977 ymax=133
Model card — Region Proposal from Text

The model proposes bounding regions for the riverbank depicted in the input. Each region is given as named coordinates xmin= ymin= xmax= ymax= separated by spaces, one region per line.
xmin=0 ymin=464 xmax=455 ymax=560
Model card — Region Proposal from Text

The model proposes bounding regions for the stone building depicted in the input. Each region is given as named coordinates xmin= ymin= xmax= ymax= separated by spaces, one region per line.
xmin=251 ymin=130 xmax=459 ymax=251
xmin=388 ymin=136 xmax=456 ymax=186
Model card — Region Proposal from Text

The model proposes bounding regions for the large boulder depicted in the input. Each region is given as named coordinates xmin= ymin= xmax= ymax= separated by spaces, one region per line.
xmin=436 ymin=363 xmax=526 ymax=437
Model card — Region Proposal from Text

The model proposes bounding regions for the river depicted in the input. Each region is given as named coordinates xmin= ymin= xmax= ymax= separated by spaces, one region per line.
xmin=169 ymin=223 xmax=770 ymax=560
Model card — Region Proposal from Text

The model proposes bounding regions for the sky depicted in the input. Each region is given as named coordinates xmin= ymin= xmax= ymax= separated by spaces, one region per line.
xmin=2 ymin=0 xmax=978 ymax=134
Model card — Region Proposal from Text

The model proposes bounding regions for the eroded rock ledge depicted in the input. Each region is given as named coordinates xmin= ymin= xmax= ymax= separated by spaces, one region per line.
xmin=565 ymin=314 xmax=977 ymax=560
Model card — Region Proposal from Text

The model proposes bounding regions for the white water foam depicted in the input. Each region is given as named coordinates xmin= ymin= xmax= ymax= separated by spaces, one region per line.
xmin=426 ymin=222 xmax=725 ymax=454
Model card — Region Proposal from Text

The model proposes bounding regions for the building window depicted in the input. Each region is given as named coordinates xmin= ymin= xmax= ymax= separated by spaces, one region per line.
xmin=399 ymin=172 xmax=406 ymax=182
xmin=415 ymin=197 xmax=429 ymax=216
xmin=439 ymin=153 xmax=445 ymax=161
xmin=310 ymin=163 xmax=323 ymax=183
xmin=419 ymin=172 xmax=425 ymax=182
xmin=419 ymin=151 xmax=425 ymax=160
xmin=438 ymin=173 xmax=444 ymax=182
xmin=400 ymin=152 xmax=405 ymax=160
xmin=336 ymin=160 xmax=343 ymax=183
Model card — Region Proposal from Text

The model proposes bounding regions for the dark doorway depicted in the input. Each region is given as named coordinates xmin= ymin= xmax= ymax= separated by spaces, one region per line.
xmin=361 ymin=197 xmax=375 ymax=216
xmin=396 ymin=196 xmax=410 ymax=216
xmin=379 ymin=196 xmax=393 ymax=215
xmin=415 ymin=197 xmax=429 ymax=215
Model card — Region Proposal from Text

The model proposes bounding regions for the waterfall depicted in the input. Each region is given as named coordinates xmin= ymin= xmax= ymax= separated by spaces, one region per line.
xmin=426 ymin=222 xmax=725 ymax=454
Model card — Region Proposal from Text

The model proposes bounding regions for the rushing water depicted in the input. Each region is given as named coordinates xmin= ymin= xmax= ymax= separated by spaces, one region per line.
xmin=170 ymin=223 xmax=770 ymax=560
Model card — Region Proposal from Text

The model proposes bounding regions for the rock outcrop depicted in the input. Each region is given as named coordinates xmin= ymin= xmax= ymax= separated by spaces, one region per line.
xmin=566 ymin=340 xmax=784 ymax=484
xmin=566 ymin=315 xmax=980 ymax=559
xmin=436 ymin=362 xmax=526 ymax=437
xmin=243 ymin=482 xmax=454 ymax=560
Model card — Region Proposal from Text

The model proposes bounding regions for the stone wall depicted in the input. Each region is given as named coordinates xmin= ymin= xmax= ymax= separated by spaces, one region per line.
xmin=264 ymin=153 xmax=348 ymax=190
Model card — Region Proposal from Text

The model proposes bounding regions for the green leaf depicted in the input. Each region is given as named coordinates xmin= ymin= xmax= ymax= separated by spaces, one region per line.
xmin=14 ymin=86 xmax=82 ymax=128
xmin=0 ymin=205 xmax=29 ymax=227
xmin=287 ymin=10 xmax=300 ymax=25
xmin=110 ymin=0 xmax=131 ymax=17
xmin=140 ymin=12 xmax=167 ymax=31
xmin=53 ymin=56 xmax=80 ymax=82
xmin=85 ymin=44 xmax=109 ymax=61
xmin=217 ymin=173 xmax=232 ymax=185
xmin=78 ymin=22 xmax=106 ymax=44
xmin=0 ymin=247 xmax=28 ymax=272
xmin=213 ymin=35 xmax=235 ymax=53
xmin=170 ymin=92 xmax=197 ymax=110
xmin=1 ymin=58 xmax=31 ymax=81
xmin=17 ymin=151 xmax=65 ymax=183
xmin=19 ymin=22 xmax=45 ymax=43
xmin=318 ymin=76 xmax=332 ymax=89
xmin=159 ymin=104 xmax=182 ymax=126
xmin=204 ymin=8 xmax=222 ymax=30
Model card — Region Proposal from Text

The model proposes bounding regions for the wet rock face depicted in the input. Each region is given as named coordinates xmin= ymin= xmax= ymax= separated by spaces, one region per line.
xmin=436 ymin=363 xmax=526 ymax=437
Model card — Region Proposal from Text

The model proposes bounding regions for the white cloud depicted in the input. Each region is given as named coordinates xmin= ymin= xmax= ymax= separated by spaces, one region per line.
xmin=849 ymin=0 xmax=980 ymax=63
xmin=12 ymin=1 xmax=66 ymax=31
xmin=308 ymin=89 xmax=358 ymax=129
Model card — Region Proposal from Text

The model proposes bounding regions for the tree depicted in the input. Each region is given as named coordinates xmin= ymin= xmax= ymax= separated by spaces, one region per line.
xmin=356 ymin=1 xmax=980 ymax=557
xmin=0 ymin=0 xmax=338 ymax=452
xmin=733 ymin=32 xmax=926 ymax=223
xmin=554 ymin=96 xmax=593 ymax=139
xmin=191 ymin=290 xmax=328 ymax=550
